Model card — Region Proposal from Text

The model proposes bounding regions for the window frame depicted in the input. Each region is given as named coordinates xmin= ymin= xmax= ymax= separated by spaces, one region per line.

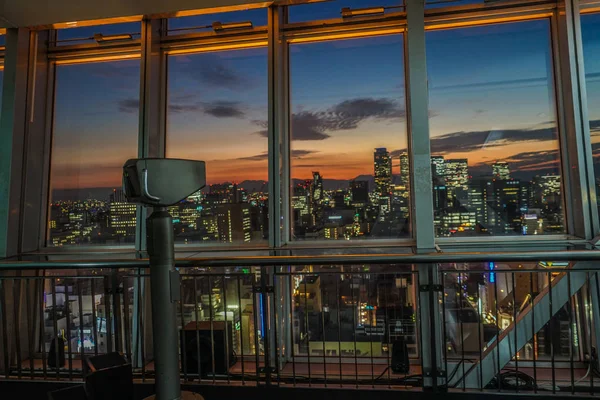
xmin=34 ymin=0 xmax=596 ymax=252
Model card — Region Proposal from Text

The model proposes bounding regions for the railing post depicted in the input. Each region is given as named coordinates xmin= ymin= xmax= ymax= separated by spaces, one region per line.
xmin=418 ymin=263 xmax=445 ymax=391
xmin=257 ymin=265 xmax=275 ymax=386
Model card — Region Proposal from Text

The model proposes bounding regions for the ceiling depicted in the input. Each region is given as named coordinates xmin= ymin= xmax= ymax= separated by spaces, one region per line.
xmin=0 ymin=0 xmax=275 ymax=28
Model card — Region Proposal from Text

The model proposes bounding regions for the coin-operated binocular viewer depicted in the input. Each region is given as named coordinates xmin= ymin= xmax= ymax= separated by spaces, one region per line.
xmin=123 ymin=158 xmax=206 ymax=400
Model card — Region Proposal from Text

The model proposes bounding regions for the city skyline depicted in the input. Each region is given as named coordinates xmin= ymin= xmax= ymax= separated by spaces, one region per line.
xmin=48 ymin=16 xmax=600 ymax=194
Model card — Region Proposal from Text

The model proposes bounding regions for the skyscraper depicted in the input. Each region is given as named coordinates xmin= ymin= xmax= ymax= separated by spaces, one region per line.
xmin=351 ymin=180 xmax=369 ymax=207
xmin=444 ymin=159 xmax=469 ymax=190
xmin=374 ymin=148 xmax=392 ymax=196
xmin=431 ymin=156 xmax=446 ymax=185
xmin=310 ymin=172 xmax=324 ymax=226
xmin=399 ymin=152 xmax=410 ymax=186
xmin=217 ymin=203 xmax=252 ymax=243
xmin=492 ymin=162 xmax=511 ymax=180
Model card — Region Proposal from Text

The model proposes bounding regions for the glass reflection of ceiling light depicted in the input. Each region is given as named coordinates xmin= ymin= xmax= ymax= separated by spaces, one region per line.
xmin=212 ymin=21 xmax=253 ymax=32
xmin=341 ymin=7 xmax=385 ymax=18
xmin=93 ymin=33 xmax=133 ymax=43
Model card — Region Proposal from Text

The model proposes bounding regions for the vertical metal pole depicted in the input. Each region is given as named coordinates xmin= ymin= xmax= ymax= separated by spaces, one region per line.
xmin=554 ymin=0 xmax=597 ymax=238
xmin=406 ymin=0 xmax=443 ymax=388
xmin=0 ymin=28 xmax=30 ymax=259
xmin=406 ymin=0 xmax=435 ymax=249
xmin=147 ymin=207 xmax=180 ymax=400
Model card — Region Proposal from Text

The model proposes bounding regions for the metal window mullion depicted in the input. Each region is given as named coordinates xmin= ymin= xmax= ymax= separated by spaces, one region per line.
xmin=569 ymin=0 xmax=599 ymax=236
xmin=406 ymin=0 xmax=435 ymax=250
xmin=136 ymin=18 xmax=166 ymax=253
xmin=553 ymin=1 xmax=597 ymax=239
xmin=0 ymin=28 xmax=32 ymax=258
xmin=268 ymin=6 xmax=286 ymax=249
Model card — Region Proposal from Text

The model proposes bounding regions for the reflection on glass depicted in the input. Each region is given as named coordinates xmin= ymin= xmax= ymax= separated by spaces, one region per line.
xmin=440 ymin=262 xmax=580 ymax=362
xmin=291 ymin=265 xmax=417 ymax=359
xmin=582 ymin=13 xmax=600 ymax=221
xmin=48 ymin=60 xmax=140 ymax=246
xmin=290 ymin=35 xmax=410 ymax=241
xmin=56 ymin=22 xmax=141 ymax=45
xmin=288 ymin=0 xmax=402 ymax=23
xmin=168 ymin=8 xmax=268 ymax=34
xmin=427 ymin=20 xmax=564 ymax=238
xmin=166 ymin=48 xmax=268 ymax=245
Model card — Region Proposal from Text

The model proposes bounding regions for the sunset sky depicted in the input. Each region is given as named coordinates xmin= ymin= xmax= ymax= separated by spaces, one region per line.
xmin=48 ymin=5 xmax=600 ymax=193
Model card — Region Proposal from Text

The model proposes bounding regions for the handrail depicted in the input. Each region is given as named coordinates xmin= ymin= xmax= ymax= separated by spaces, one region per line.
xmin=0 ymin=250 xmax=599 ymax=270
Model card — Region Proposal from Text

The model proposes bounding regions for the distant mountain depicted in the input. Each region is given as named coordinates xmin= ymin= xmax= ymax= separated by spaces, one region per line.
xmin=52 ymin=187 xmax=116 ymax=202
xmin=238 ymin=180 xmax=269 ymax=193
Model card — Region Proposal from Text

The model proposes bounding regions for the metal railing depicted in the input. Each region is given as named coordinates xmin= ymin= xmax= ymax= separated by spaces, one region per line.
xmin=1 ymin=251 xmax=600 ymax=394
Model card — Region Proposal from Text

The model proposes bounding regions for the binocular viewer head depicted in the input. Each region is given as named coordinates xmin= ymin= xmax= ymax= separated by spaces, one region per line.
xmin=122 ymin=158 xmax=206 ymax=207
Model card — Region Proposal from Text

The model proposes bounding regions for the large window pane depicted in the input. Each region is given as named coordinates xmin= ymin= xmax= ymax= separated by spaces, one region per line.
xmin=582 ymin=13 xmax=600 ymax=221
xmin=427 ymin=20 xmax=564 ymax=237
xmin=48 ymin=60 xmax=140 ymax=246
xmin=290 ymin=35 xmax=410 ymax=241
xmin=166 ymin=48 xmax=268 ymax=245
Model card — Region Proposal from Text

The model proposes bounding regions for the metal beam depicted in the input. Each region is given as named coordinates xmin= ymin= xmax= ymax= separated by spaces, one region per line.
xmin=406 ymin=0 xmax=435 ymax=251
xmin=457 ymin=261 xmax=596 ymax=389
xmin=0 ymin=28 xmax=32 ymax=259
xmin=20 ymin=30 xmax=51 ymax=253
xmin=553 ymin=0 xmax=597 ymax=239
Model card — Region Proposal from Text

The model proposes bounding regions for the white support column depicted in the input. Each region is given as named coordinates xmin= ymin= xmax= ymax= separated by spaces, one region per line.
xmin=406 ymin=0 xmax=444 ymax=390
xmin=131 ymin=18 xmax=165 ymax=368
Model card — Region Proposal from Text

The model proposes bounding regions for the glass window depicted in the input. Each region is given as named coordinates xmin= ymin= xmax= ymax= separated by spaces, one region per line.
xmin=48 ymin=60 xmax=140 ymax=246
xmin=166 ymin=48 xmax=268 ymax=245
xmin=288 ymin=0 xmax=402 ymax=23
xmin=168 ymin=8 xmax=268 ymax=35
xmin=427 ymin=20 xmax=564 ymax=238
xmin=289 ymin=35 xmax=410 ymax=241
xmin=56 ymin=22 xmax=141 ymax=45
xmin=582 ymin=13 xmax=600 ymax=221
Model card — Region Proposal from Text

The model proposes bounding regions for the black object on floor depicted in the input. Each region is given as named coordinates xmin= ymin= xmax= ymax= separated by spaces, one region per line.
xmin=48 ymin=337 xmax=66 ymax=369
xmin=391 ymin=338 xmax=410 ymax=374
xmin=48 ymin=384 xmax=87 ymax=400
xmin=84 ymin=352 xmax=133 ymax=400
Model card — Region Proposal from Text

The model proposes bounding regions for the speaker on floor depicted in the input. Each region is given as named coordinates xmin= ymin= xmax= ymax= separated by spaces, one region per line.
xmin=83 ymin=352 xmax=133 ymax=400
xmin=391 ymin=338 xmax=410 ymax=374
xmin=48 ymin=336 xmax=66 ymax=368
xmin=180 ymin=321 xmax=236 ymax=378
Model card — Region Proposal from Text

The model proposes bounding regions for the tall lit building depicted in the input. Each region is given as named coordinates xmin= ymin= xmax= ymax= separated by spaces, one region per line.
xmin=399 ymin=152 xmax=410 ymax=186
xmin=374 ymin=148 xmax=392 ymax=217
xmin=109 ymin=202 xmax=137 ymax=237
xmin=431 ymin=156 xmax=446 ymax=185
xmin=217 ymin=203 xmax=252 ymax=243
xmin=374 ymin=148 xmax=392 ymax=196
xmin=351 ymin=180 xmax=369 ymax=207
xmin=444 ymin=159 xmax=469 ymax=190
xmin=492 ymin=162 xmax=511 ymax=180
xmin=489 ymin=180 xmax=522 ymax=234
xmin=310 ymin=172 xmax=324 ymax=226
